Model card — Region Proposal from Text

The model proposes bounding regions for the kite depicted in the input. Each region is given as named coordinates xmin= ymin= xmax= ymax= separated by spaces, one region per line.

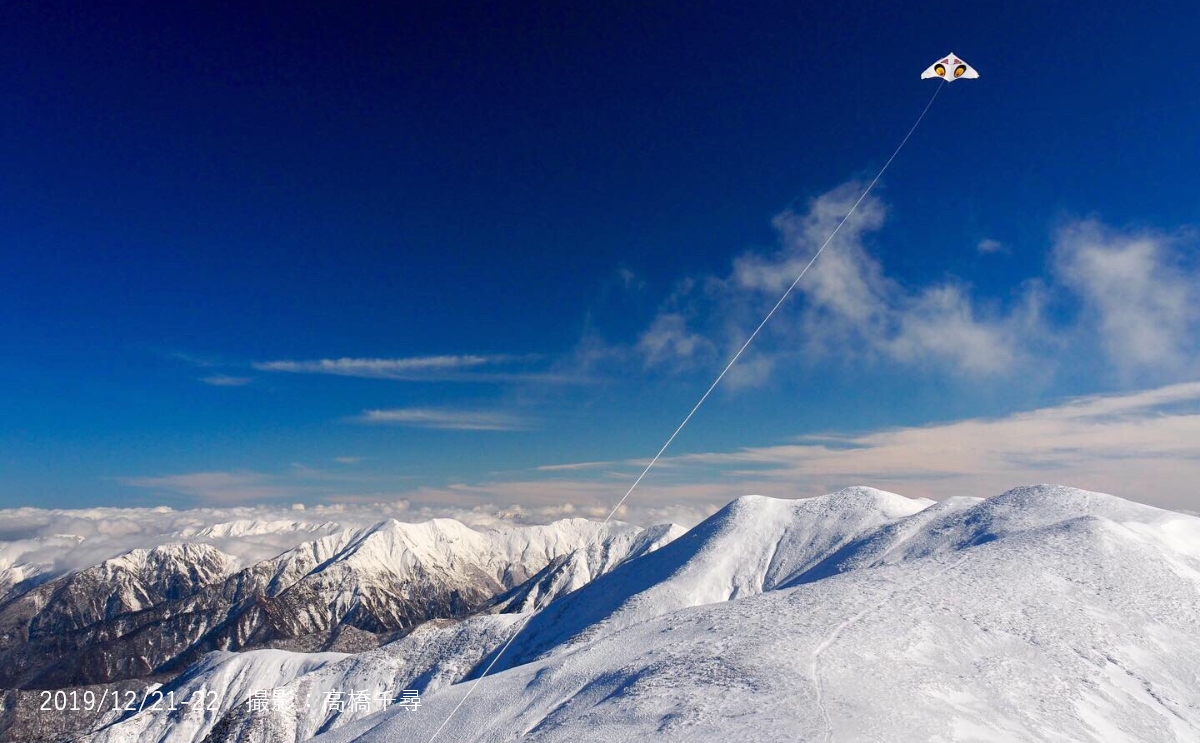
xmin=921 ymin=52 xmax=979 ymax=82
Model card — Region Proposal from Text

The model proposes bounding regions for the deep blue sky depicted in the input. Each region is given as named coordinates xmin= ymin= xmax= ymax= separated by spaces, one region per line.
xmin=3 ymin=1 xmax=1198 ymax=511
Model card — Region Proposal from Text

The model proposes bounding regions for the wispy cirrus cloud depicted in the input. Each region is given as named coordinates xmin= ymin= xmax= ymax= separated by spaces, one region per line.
xmin=652 ymin=380 xmax=1200 ymax=510
xmin=253 ymin=354 xmax=517 ymax=378
xmin=535 ymin=460 xmax=613 ymax=472
xmin=84 ymin=381 xmax=1199 ymax=576
xmin=356 ymin=408 xmax=529 ymax=431
xmin=250 ymin=354 xmax=591 ymax=384
xmin=476 ymin=380 xmax=1200 ymax=514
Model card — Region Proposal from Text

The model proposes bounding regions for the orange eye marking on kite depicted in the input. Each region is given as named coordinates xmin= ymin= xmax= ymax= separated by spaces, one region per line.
xmin=935 ymin=64 xmax=946 ymax=77
xmin=954 ymin=64 xmax=967 ymax=77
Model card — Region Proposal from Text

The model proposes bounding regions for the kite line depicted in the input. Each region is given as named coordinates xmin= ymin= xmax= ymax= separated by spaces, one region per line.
xmin=600 ymin=84 xmax=944 ymax=525
xmin=424 ymin=78 xmax=947 ymax=743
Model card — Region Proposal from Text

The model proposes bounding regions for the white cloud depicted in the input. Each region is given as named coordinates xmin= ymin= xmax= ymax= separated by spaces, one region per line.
xmin=251 ymin=354 xmax=592 ymax=385
xmin=645 ymin=182 xmax=1026 ymax=380
xmin=356 ymin=408 xmax=529 ymax=431
xmin=637 ymin=312 xmax=715 ymax=370
xmin=327 ymin=482 xmax=721 ymax=529
xmin=445 ymin=381 xmax=1200 ymax=516
xmin=1053 ymin=220 xmax=1198 ymax=376
xmin=631 ymin=183 xmax=1198 ymax=386
xmin=655 ymin=380 xmax=1200 ymax=511
xmin=253 ymin=355 xmax=517 ymax=379
xmin=0 ymin=503 xmax=368 ymax=575
xmin=977 ymin=238 xmax=1006 ymax=254
xmin=535 ymin=460 xmax=612 ymax=472
xmin=618 ymin=267 xmax=645 ymax=291
xmin=754 ymin=183 xmax=892 ymax=327
xmin=199 ymin=375 xmax=251 ymax=386
xmin=11 ymin=384 xmax=1198 ymax=585
xmin=887 ymin=284 xmax=1020 ymax=374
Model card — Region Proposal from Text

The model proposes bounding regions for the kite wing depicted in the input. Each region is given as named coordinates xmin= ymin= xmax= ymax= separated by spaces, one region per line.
xmin=921 ymin=52 xmax=979 ymax=82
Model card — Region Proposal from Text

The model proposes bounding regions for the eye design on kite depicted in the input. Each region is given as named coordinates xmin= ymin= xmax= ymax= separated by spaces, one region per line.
xmin=934 ymin=64 xmax=946 ymax=77
xmin=954 ymin=64 xmax=967 ymax=78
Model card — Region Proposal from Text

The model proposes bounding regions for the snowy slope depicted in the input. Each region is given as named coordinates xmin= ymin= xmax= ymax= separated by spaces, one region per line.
xmin=490 ymin=522 xmax=687 ymax=613
xmin=493 ymin=487 xmax=933 ymax=668
xmin=202 ymin=615 xmax=525 ymax=743
xmin=86 ymin=650 xmax=349 ymax=743
xmin=313 ymin=486 xmax=1200 ymax=743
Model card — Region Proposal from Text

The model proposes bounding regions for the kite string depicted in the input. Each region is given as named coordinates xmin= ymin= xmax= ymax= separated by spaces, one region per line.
xmin=601 ymin=79 xmax=943 ymax=524
xmin=423 ymin=79 xmax=945 ymax=743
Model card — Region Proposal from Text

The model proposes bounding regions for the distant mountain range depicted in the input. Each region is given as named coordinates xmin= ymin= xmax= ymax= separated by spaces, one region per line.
xmin=3 ymin=485 xmax=1199 ymax=742
xmin=0 ymin=515 xmax=675 ymax=741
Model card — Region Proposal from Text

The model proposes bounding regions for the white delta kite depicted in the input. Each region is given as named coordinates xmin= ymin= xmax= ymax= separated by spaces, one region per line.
xmin=921 ymin=52 xmax=979 ymax=81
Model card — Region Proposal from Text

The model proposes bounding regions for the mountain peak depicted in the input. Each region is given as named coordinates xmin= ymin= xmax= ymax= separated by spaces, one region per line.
xmin=712 ymin=487 xmax=931 ymax=533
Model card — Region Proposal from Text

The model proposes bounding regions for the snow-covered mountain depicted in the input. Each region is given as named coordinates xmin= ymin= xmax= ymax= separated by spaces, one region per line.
xmin=174 ymin=520 xmax=342 ymax=540
xmin=491 ymin=486 xmax=934 ymax=668
xmin=27 ymin=543 xmax=235 ymax=632
xmin=306 ymin=485 xmax=1200 ymax=743
xmin=82 ymin=521 xmax=686 ymax=743
xmin=0 ymin=517 xmax=658 ymax=692
xmin=10 ymin=485 xmax=1200 ymax=743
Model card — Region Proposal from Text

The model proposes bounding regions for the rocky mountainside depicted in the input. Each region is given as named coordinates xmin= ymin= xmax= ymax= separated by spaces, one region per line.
xmin=1 ymin=543 xmax=236 ymax=648
xmin=0 ymin=517 xmax=658 ymax=692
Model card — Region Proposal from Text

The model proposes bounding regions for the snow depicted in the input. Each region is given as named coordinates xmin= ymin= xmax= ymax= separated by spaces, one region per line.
xmin=211 ymin=615 xmax=527 ymax=743
xmin=177 ymin=520 xmax=342 ymax=540
xmin=489 ymin=487 xmax=934 ymax=669
xmin=492 ymin=522 xmax=687 ymax=613
xmin=88 ymin=650 xmax=349 ymax=743
xmin=307 ymin=485 xmax=1200 ymax=743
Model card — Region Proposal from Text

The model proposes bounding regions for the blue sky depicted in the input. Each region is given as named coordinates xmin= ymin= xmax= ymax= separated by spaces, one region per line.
xmin=2 ymin=1 xmax=1199 ymax=515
